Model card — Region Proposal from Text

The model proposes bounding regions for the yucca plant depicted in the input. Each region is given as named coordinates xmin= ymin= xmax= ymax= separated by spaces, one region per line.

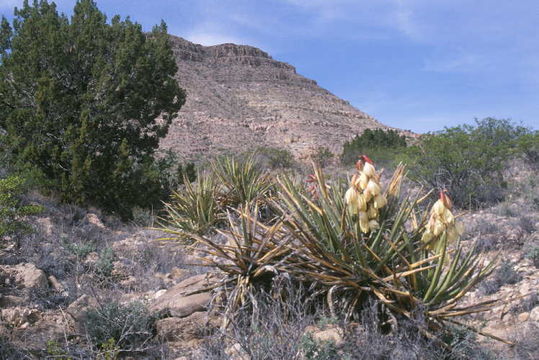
xmin=211 ymin=154 xmax=274 ymax=208
xmin=158 ymin=174 xmax=224 ymax=241
xmin=271 ymin=160 xmax=502 ymax=343
xmin=160 ymin=157 xmax=505 ymax=346
xmin=188 ymin=205 xmax=294 ymax=326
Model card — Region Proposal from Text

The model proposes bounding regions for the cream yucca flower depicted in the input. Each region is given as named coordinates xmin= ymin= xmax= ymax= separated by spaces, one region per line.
xmin=421 ymin=190 xmax=463 ymax=251
xmin=344 ymin=155 xmax=387 ymax=233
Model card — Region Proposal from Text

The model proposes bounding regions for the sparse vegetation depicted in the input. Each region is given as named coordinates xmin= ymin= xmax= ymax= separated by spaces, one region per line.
xmin=480 ymin=261 xmax=522 ymax=295
xmin=311 ymin=146 xmax=334 ymax=167
xmin=85 ymin=301 xmax=156 ymax=352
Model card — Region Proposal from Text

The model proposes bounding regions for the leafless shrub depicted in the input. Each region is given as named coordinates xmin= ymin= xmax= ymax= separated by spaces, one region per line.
xmin=511 ymin=323 xmax=539 ymax=360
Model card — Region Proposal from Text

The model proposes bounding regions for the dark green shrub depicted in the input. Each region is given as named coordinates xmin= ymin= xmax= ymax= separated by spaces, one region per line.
xmin=0 ymin=1 xmax=185 ymax=219
xmin=255 ymin=147 xmax=295 ymax=169
xmin=85 ymin=301 xmax=155 ymax=351
xmin=0 ymin=175 xmax=41 ymax=241
xmin=341 ymin=128 xmax=407 ymax=166
xmin=311 ymin=147 xmax=333 ymax=168
xmin=516 ymin=131 xmax=539 ymax=167
xmin=400 ymin=118 xmax=532 ymax=208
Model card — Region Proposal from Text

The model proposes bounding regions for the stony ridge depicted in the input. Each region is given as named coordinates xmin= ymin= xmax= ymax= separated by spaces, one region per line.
xmin=162 ymin=35 xmax=389 ymax=161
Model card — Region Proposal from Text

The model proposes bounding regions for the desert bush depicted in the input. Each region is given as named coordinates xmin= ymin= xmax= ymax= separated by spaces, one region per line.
xmin=94 ymin=248 xmax=115 ymax=279
xmin=0 ymin=335 xmax=31 ymax=360
xmin=199 ymin=279 xmax=318 ymax=360
xmin=511 ymin=323 xmax=539 ymax=360
xmin=0 ymin=175 xmax=41 ymax=241
xmin=85 ymin=301 xmax=156 ymax=352
xmin=524 ymin=246 xmax=539 ymax=268
xmin=255 ymin=146 xmax=296 ymax=169
xmin=400 ymin=118 xmax=532 ymax=208
xmin=200 ymin=286 xmax=494 ymax=360
xmin=341 ymin=128 xmax=407 ymax=166
xmin=311 ymin=146 xmax=334 ymax=168
xmin=516 ymin=131 xmax=539 ymax=167
xmin=480 ymin=261 xmax=521 ymax=295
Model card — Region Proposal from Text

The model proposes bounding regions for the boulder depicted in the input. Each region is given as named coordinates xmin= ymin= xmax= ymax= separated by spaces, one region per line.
xmin=0 ymin=263 xmax=48 ymax=290
xmin=152 ymin=292 xmax=212 ymax=318
xmin=155 ymin=311 xmax=218 ymax=342
xmin=1 ymin=307 xmax=41 ymax=327
xmin=66 ymin=294 xmax=99 ymax=324
xmin=150 ymin=273 xmax=219 ymax=317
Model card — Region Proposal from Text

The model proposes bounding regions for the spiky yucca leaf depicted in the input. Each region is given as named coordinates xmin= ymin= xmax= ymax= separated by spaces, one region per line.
xmin=188 ymin=205 xmax=294 ymax=325
xmin=158 ymin=174 xmax=224 ymax=241
xmin=212 ymin=155 xmax=273 ymax=208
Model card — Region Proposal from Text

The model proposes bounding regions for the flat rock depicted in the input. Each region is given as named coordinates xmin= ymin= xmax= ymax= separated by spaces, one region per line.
xmin=156 ymin=311 xmax=218 ymax=342
xmin=150 ymin=273 xmax=219 ymax=317
xmin=151 ymin=292 xmax=212 ymax=318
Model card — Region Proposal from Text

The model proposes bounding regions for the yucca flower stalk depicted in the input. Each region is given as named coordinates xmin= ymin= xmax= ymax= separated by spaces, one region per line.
xmin=421 ymin=190 xmax=464 ymax=252
xmin=345 ymin=155 xmax=387 ymax=233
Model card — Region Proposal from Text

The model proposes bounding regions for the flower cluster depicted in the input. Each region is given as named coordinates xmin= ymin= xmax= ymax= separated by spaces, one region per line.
xmin=421 ymin=190 xmax=463 ymax=251
xmin=345 ymin=155 xmax=387 ymax=233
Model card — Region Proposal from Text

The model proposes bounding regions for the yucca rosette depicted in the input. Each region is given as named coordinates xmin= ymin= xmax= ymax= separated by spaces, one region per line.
xmin=421 ymin=190 xmax=464 ymax=251
xmin=345 ymin=155 xmax=387 ymax=233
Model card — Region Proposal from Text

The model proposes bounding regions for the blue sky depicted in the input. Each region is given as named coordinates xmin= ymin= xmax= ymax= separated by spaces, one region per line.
xmin=1 ymin=0 xmax=538 ymax=133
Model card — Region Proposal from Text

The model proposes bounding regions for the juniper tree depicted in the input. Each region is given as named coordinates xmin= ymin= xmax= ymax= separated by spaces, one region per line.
xmin=0 ymin=0 xmax=185 ymax=218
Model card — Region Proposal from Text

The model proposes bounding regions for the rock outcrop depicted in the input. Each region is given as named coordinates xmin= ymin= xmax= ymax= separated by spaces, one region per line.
xmin=162 ymin=36 xmax=391 ymax=160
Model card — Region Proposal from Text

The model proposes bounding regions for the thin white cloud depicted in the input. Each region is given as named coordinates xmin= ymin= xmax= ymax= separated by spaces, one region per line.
xmin=423 ymin=53 xmax=481 ymax=73
xmin=185 ymin=31 xmax=247 ymax=46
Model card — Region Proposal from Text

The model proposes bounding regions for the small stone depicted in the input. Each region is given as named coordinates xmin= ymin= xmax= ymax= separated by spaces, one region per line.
xmin=1 ymin=307 xmax=41 ymax=327
xmin=517 ymin=312 xmax=529 ymax=322
xmin=530 ymin=307 xmax=539 ymax=322
xmin=305 ymin=324 xmax=344 ymax=347
xmin=48 ymin=275 xmax=64 ymax=292
xmin=225 ymin=343 xmax=250 ymax=360
xmin=84 ymin=213 xmax=106 ymax=229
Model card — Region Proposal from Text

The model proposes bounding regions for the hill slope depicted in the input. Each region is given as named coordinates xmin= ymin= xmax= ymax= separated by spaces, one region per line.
xmin=161 ymin=36 xmax=390 ymax=160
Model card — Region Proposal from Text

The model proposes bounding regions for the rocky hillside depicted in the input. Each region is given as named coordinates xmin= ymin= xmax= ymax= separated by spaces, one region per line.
xmin=161 ymin=36 xmax=389 ymax=160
